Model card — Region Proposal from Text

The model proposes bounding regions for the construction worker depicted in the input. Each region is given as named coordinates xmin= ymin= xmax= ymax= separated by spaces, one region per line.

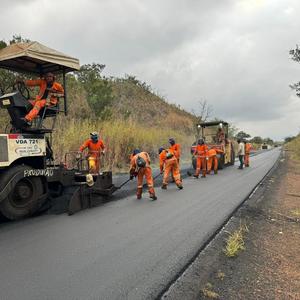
xmin=79 ymin=132 xmax=105 ymax=174
xmin=159 ymin=147 xmax=183 ymax=190
xmin=207 ymin=147 xmax=224 ymax=174
xmin=237 ymin=139 xmax=245 ymax=169
xmin=244 ymin=141 xmax=251 ymax=167
xmin=18 ymin=72 xmax=64 ymax=124
xmin=169 ymin=138 xmax=181 ymax=163
xmin=216 ymin=125 xmax=225 ymax=143
xmin=193 ymin=138 xmax=208 ymax=178
xmin=129 ymin=149 xmax=157 ymax=200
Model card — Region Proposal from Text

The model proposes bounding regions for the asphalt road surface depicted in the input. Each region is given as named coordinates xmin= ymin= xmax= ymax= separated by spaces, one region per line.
xmin=0 ymin=148 xmax=280 ymax=300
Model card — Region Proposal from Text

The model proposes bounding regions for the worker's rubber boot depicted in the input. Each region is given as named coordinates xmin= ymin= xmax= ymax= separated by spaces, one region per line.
xmin=201 ymin=171 xmax=206 ymax=178
xmin=161 ymin=184 xmax=167 ymax=190
xmin=193 ymin=174 xmax=199 ymax=179
xmin=137 ymin=188 xmax=142 ymax=199
xmin=149 ymin=193 xmax=157 ymax=201
xmin=177 ymin=183 xmax=183 ymax=190
xmin=214 ymin=170 xmax=218 ymax=174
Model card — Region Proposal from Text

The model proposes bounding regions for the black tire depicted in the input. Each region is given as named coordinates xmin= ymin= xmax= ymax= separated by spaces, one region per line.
xmin=218 ymin=154 xmax=225 ymax=169
xmin=0 ymin=165 xmax=46 ymax=220
xmin=192 ymin=156 xmax=197 ymax=170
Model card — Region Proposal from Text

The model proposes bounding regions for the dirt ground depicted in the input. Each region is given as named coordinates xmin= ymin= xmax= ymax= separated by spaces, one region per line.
xmin=163 ymin=149 xmax=300 ymax=300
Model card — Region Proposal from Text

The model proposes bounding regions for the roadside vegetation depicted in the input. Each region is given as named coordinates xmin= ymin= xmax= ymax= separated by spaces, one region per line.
xmin=0 ymin=35 xmax=278 ymax=171
xmin=224 ymin=223 xmax=248 ymax=257
xmin=285 ymin=135 xmax=300 ymax=161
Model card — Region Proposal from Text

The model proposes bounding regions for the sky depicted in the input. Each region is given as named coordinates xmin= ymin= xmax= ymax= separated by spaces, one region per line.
xmin=1 ymin=0 xmax=300 ymax=140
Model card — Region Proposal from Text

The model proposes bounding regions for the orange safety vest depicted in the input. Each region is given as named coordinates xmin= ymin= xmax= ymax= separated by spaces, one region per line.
xmin=169 ymin=143 xmax=181 ymax=159
xmin=79 ymin=139 xmax=105 ymax=157
xmin=194 ymin=144 xmax=208 ymax=157
xmin=130 ymin=152 xmax=151 ymax=171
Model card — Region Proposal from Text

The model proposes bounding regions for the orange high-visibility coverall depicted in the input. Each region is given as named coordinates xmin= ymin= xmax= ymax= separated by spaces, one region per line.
xmin=169 ymin=143 xmax=181 ymax=162
xmin=24 ymin=79 xmax=64 ymax=121
xmin=159 ymin=149 xmax=182 ymax=186
xmin=194 ymin=144 xmax=208 ymax=177
xmin=244 ymin=143 xmax=251 ymax=167
xmin=207 ymin=149 xmax=218 ymax=174
xmin=130 ymin=152 xmax=155 ymax=199
xmin=79 ymin=139 xmax=105 ymax=173
xmin=206 ymin=148 xmax=223 ymax=174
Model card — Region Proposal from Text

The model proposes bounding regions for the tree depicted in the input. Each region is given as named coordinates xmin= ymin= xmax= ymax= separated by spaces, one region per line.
xmin=235 ymin=131 xmax=251 ymax=140
xmin=263 ymin=137 xmax=274 ymax=145
xmin=0 ymin=35 xmax=31 ymax=94
xmin=191 ymin=99 xmax=213 ymax=123
xmin=251 ymin=136 xmax=263 ymax=144
xmin=76 ymin=63 xmax=114 ymax=118
xmin=289 ymin=45 xmax=300 ymax=97
xmin=284 ymin=136 xmax=296 ymax=143
xmin=228 ymin=123 xmax=239 ymax=139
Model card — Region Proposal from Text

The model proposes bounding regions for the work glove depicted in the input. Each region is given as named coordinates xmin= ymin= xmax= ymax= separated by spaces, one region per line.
xmin=206 ymin=157 xmax=209 ymax=161
xmin=130 ymin=174 xmax=134 ymax=180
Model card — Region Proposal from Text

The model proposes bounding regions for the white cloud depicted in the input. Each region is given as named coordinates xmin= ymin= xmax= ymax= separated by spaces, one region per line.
xmin=0 ymin=0 xmax=300 ymax=140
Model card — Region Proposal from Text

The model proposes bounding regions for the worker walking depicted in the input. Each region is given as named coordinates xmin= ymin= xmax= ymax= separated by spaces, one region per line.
xmin=193 ymin=138 xmax=208 ymax=178
xmin=79 ymin=132 xmax=105 ymax=174
xmin=159 ymin=147 xmax=183 ymax=190
xmin=244 ymin=141 xmax=251 ymax=167
xmin=129 ymin=149 xmax=157 ymax=200
xmin=237 ymin=139 xmax=245 ymax=169
xmin=18 ymin=72 xmax=64 ymax=124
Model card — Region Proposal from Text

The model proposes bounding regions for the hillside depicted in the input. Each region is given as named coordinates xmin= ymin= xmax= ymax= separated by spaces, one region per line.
xmin=111 ymin=78 xmax=197 ymax=135
xmin=0 ymin=57 xmax=198 ymax=170
xmin=50 ymin=75 xmax=198 ymax=170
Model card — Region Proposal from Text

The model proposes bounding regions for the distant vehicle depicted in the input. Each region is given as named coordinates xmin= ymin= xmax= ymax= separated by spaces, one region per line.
xmin=261 ymin=143 xmax=268 ymax=150
xmin=191 ymin=121 xmax=235 ymax=169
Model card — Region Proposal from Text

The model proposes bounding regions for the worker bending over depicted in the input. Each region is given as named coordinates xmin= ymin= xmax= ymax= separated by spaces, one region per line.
xmin=79 ymin=132 xmax=105 ymax=174
xmin=159 ymin=147 xmax=183 ymax=190
xmin=244 ymin=141 xmax=251 ymax=167
xmin=193 ymin=138 xmax=208 ymax=178
xmin=207 ymin=147 xmax=224 ymax=174
xmin=129 ymin=149 xmax=157 ymax=200
xmin=18 ymin=72 xmax=64 ymax=124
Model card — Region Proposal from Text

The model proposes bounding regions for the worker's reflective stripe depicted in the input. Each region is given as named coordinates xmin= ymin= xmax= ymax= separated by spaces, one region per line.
xmin=138 ymin=185 xmax=143 ymax=188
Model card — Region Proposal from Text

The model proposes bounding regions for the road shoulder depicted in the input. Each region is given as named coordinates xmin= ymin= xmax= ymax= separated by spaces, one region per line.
xmin=162 ymin=149 xmax=300 ymax=300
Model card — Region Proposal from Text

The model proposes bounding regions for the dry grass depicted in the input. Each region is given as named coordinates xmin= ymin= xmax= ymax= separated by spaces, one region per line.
xmin=224 ymin=224 xmax=248 ymax=257
xmin=286 ymin=136 xmax=300 ymax=161
xmin=52 ymin=117 xmax=194 ymax=172
xmin=201 ymin=283 xmax=220 ymax=299
xmin=291 ymin=209 xmax=300 ymax=217
xmin=216 ymin=270 xmax=225 ymax=281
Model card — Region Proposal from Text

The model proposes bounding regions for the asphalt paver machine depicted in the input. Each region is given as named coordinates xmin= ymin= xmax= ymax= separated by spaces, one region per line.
xmin=0 ymin=42 xmax=117 ymax=220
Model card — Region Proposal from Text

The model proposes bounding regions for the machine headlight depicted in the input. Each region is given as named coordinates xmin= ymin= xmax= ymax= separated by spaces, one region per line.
xmin=2 ymin=99 xmax=11 ymax=105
